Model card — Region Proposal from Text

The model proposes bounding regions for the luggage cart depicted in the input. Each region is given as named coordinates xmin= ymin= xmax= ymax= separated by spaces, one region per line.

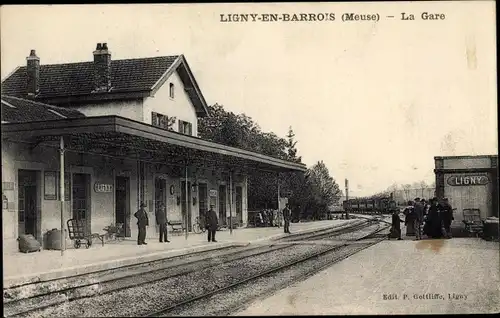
xmin=67 ymin=218 xmax=104 ymax=249
xmin=462 ymin=209 xmax=484 ymax=237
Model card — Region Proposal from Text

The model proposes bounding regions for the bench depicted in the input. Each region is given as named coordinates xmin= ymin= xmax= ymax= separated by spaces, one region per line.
xmin=462 ymin=209 xmax=483 ymax=237
xmin=168 ymin=221 xmax=186 ymax=234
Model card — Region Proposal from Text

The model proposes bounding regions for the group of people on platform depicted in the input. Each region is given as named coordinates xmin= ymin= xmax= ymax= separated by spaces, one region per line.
xmin=390 ymin=197 xmax=454 ymax=240
xmin=133 ymin=201 xmax=293 ymax=245
xmin=133 ymin=202 xmax=220 ymax=245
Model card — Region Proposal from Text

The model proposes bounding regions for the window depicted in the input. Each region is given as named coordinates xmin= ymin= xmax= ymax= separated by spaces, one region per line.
xmin=178 ymin=119 xmax=193 ymax=136
xmin=169 ymin=83 xmax=175 ymax=99
xmin=151 ymin=112 xmax=169 ymax=130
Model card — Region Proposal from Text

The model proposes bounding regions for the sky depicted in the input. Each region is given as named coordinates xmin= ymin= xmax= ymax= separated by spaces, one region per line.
xmin=1 ymin=2 xmax=497 ymax=197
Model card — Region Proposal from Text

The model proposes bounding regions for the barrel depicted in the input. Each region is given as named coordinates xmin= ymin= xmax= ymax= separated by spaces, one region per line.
xmin=483 ymin=218 xmax=499 ymax=241
xmin=47 ymin=228 xmax=63 ymax=250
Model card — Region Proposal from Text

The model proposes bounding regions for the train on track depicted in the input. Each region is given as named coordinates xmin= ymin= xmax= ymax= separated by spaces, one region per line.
xmin=342 ymin=196 xmax=399 ymax=214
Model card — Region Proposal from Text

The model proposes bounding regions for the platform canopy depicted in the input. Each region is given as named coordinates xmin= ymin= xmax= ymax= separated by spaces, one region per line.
xmin=1 ymin=115 xmax=307 ymax=174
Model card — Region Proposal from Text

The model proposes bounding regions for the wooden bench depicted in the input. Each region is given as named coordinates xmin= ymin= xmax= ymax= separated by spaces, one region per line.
xmin=168 ymin=221 xmax=186 ymax=235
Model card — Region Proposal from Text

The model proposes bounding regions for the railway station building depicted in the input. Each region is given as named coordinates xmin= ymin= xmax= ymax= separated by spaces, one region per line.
xmin=434 ymin=155 xmax=498 ymax=224
xmin=1 ymin=44 xmax=306 ymax=253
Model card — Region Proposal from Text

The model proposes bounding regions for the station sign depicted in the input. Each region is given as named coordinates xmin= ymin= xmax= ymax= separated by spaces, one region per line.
xmin=94 ymin=183 xmax=114 ymax=193
xmin=209 ymin=189 xmax=218 ymax=197
xmin=447 ymin=175 xmax=490 ymax=186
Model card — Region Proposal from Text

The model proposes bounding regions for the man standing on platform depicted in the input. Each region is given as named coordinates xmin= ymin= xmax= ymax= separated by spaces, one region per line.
xmin=441 ymin=198 xmax=454 ymax=238
xmin=134 ymin=202 xmax=149 ymax=245
xmin=205 ymin=204 xmax=219 ymax=242
xmin=283 ymin=203 xmax=291 ymax=234
xmin=155 ymin=202 xmax=170 ymax=243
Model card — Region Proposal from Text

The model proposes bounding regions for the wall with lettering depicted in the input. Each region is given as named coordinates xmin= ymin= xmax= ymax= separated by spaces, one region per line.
xmin=444 ymin=172 xmax=493 ymax=222
xmin=91 ymin=166 xmax=114 ymax=235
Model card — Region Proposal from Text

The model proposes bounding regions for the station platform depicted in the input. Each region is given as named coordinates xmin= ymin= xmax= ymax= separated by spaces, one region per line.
xmin=237 ymin=230 xmax=500 ymax=315
xmin=3 ymin=218 xmax=363 ymax=288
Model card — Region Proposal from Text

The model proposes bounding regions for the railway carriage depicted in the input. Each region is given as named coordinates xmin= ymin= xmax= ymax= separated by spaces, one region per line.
xmin=343 ymin=196 xmax=397 ymax=214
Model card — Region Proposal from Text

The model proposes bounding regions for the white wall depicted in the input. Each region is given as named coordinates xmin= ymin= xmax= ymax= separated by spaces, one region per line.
xmin=143 ymin=71 xmax=198 ymax=137
xmin=75 ymin=99 xmax=144 ymax=122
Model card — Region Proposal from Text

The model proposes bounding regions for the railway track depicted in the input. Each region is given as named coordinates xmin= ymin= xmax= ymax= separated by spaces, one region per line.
xmin=5 ymin=220 xmax=378 ymax=317
xmin=144 ymin=223 xmax=389 ymax=317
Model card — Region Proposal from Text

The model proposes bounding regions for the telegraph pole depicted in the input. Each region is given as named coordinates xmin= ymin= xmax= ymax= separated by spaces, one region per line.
xmin=345 ymin=178 xmax=349 ymax=220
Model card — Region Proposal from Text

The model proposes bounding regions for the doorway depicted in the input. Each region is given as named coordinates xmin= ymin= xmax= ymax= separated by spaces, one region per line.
xmin=236 ymin=186 xmax=243 ymax=224
xmin=18 ymin=170 xmax=39 ymax=239
xmin=198 ymin=183 xmax=208 ymax=226
xmin=155 ymin=177 xmax=167 ymax=232
xmin=115 ymin=176 xmax=131 ymax=237
xmin=72 ymin=173 xmax=91 ymax=230
xmin=218 ymin=184 xmax=227 ymax=225
xmin=181 ymin=181 xmax=192 ymax=231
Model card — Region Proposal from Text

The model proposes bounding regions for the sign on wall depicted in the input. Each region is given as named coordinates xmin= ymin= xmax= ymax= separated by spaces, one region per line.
xmin=209 ymin=189 xmax=218 ymax=197
xmin=2 ymin=182 xmax=14 ymax=191
xmin=447 ymin=175 xmax=490 ymax=186
xmin=94 ymin=183 xmax=114 ymax=193
xmin=44 ymin=171 xmax=57 ymax=200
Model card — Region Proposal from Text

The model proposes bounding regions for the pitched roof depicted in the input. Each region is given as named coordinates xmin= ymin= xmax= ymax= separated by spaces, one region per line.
xmin=1 ymin=54 xmax=209 ymax=116
xmin=1 ymin=95 xmax=85 ymax=123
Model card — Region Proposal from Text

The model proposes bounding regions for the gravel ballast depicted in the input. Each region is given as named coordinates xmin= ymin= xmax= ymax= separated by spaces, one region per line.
xmin=161 ymin=242 xmax=379 ymax=316
xmin=15 ymin=244 xmax=335 ymax=318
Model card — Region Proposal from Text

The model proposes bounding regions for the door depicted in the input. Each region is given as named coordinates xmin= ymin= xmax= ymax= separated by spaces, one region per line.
xmin=155 ymin=177 xmax=167 ymax=232
xmin=218 ymin=185 xmax=227 ymax=225
xmin=181 ymin=181 xmax=192 ymax=231
xmin=236 ymin=186 xmax=243 ymax=224
xmin=18 ymin=170 xmax=39 ymax=239
xmin=72 ymin=173 xmax=91 ymax=230
xmin=198 ymin=183 xmax=208 ymax=227
xmin=115 ymin=176 xmax=131 ymax=237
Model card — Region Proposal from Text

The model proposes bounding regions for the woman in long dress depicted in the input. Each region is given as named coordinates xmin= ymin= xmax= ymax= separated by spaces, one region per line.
xmin=403 ymin=201 xmax=415 ymax=236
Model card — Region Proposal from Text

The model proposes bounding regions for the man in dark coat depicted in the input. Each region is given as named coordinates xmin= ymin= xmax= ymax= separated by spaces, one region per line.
xmin=426 ymin=198 xmax=444 ymax=239
xmin=205 ymin=204 xmax=218 ymax=242
xmin=155 ymin=202 xmax=170 ymax=243
xmin=134 ymin=202 xmax=149 ymax=245
xmin=441 ymin=198 xmax=454 ymax=238
xmin=283 ymin=203 xmax=291 ymax=234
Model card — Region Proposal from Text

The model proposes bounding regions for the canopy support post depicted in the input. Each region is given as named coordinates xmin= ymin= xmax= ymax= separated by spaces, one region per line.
xmin=229 ymin=170 xmax=233 ymax=235
xmin=59 ymin=136 xmax=65 ymax=256
xmin=185 ymin=164 xmax=189 ymax=240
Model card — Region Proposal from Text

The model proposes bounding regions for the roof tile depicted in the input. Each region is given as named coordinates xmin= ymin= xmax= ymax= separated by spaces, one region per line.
xmin=1 ymin=95 xmax=85 ymax=123
xmin=1 ymin=56 xmax=179 ymax=99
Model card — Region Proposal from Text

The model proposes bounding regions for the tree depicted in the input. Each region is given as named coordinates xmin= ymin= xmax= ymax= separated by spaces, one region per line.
xmin=302 ymin=161 xmax=343 ymax=220
xmin=401 ymin=184 xmax=412 ymax=202
xmin=285 ymin=126 xmax=302 ymax=163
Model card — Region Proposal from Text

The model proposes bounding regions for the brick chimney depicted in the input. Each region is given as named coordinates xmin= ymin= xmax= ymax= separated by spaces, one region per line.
xmin=26 ymin=49 xmax=40 ymax=98
xmin=93 ymin=43 xmax=112 ymax=93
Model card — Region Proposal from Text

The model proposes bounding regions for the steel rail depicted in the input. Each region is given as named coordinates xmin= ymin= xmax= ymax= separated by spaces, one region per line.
xmin=6 ymin=221 xmax=376 ymax=317
xmin=144 ymin=224 xmax=389 ymax=317
xmin=4 ymin=244 xmax=289 ymax=317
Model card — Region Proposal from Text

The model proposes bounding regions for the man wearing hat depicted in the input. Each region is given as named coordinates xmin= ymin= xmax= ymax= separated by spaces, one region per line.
xmin=205 ymin=204 xmax=219 ymax=242
xmin=282 ymin=203 xmax=291 ymax=234
xmin=134 ymin=202 xmax=149 ymax=245
xmin=155 ymin=202 xmax=170 ymax=243
xmin=441 ymin=197 xmax=454 ymax=238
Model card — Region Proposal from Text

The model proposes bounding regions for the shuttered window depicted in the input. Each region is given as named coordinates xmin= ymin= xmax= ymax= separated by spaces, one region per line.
xmin=152 ymin=112 xmax=169 ymax=130
xmin=178 ymin=120 xmax=193 ymax=136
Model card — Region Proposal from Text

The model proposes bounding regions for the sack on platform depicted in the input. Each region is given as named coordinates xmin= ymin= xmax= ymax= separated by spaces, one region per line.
xmin=18 ymin=234 xmax=41 ymax=253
